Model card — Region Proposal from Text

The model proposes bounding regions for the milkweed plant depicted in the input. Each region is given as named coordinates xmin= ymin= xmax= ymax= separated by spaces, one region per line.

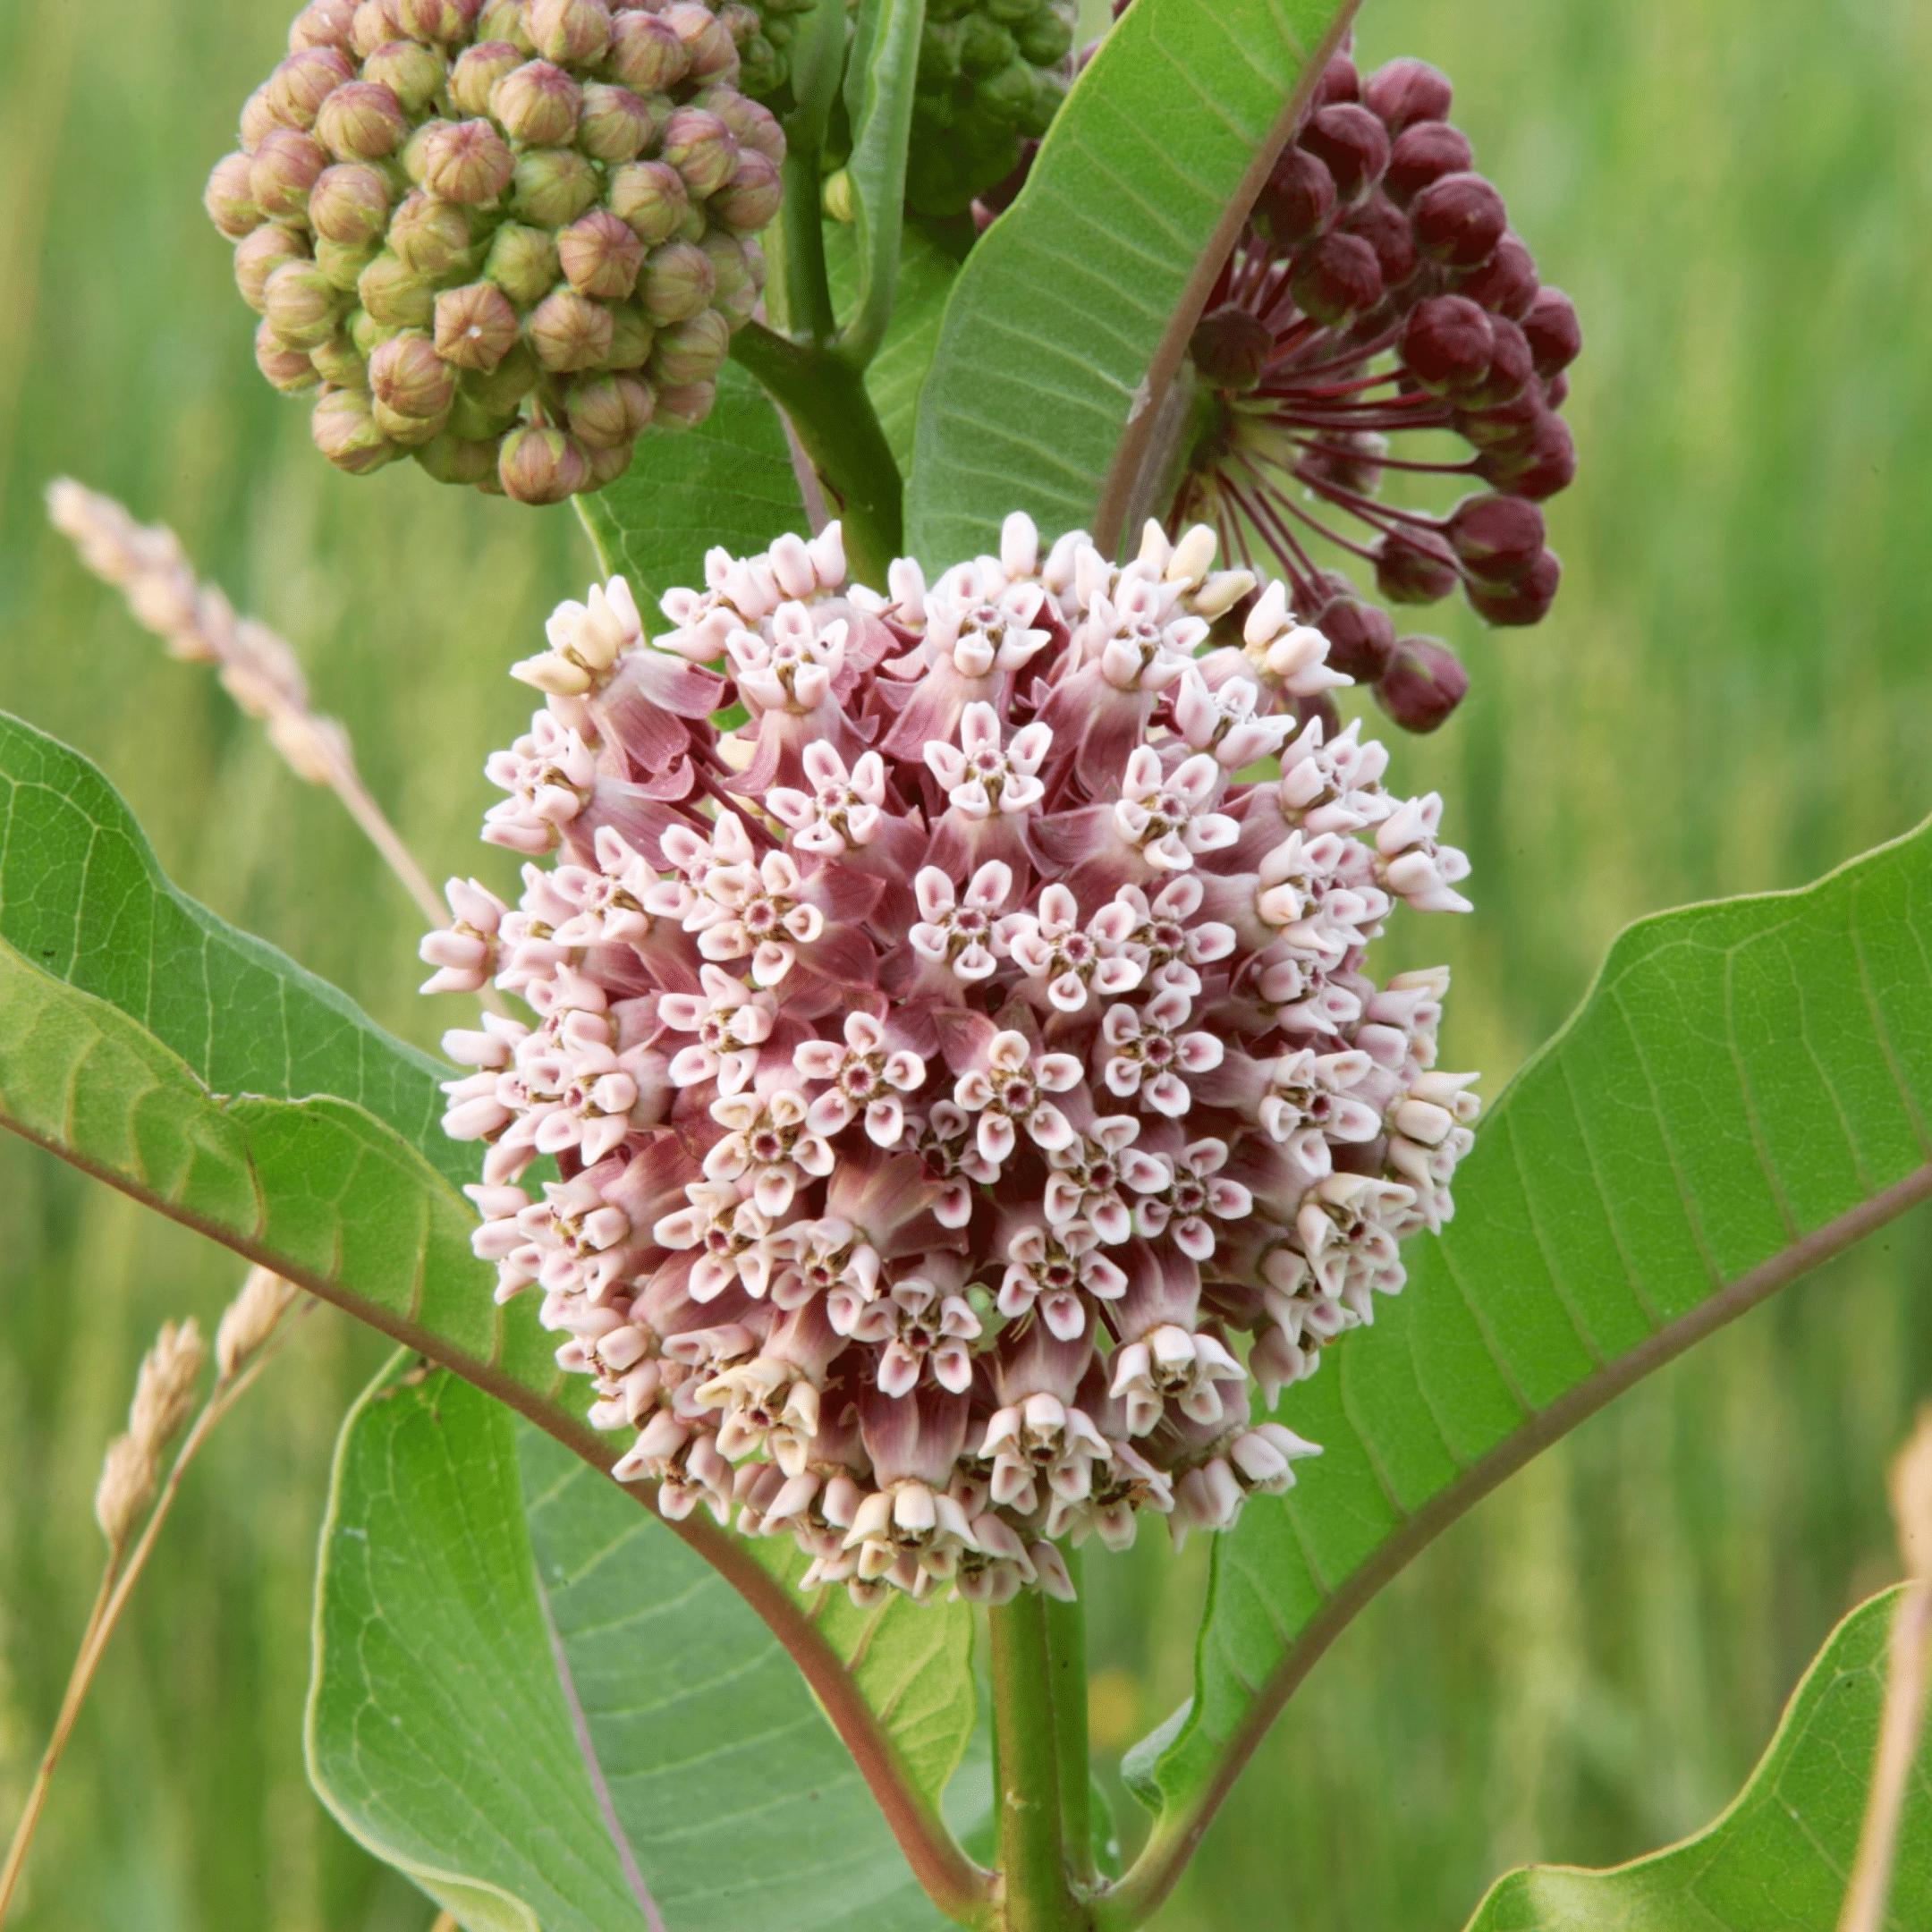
xmin=7 ymin=1 xmax=1932 ymax=1929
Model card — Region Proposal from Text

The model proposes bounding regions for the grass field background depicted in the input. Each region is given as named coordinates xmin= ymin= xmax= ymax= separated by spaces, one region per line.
xmin=2 ymin=0 xmax=1930 ymax=1925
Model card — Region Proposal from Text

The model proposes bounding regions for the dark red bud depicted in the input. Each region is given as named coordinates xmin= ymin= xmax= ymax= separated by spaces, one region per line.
xmin=1521 ymin=287 xmax=1582 ymax=377
xmin=1466 ymin=547 xmax=1560 ymax=625
xmin=1374 ymin=526 xmax=1459 ymax=605
xmin=1454 ymin=231 xmax=1538 ymax=318
xmin=1363 ymin=57 xmax=1453 ymax=133
xmin=1252 ymin=147 xmax=1335 ymax=250
xmin=1310 ymin=53 xmax=1359 ymax=107
xmin=1453 ymin=386 xmax=1544 ymax=450
xmin=1308 ymin=593 xmax=1394 ymax=681
xmin=1190 ymin=307 xmax=1275 ymax=390
xmin=1376 ymin=637 xmax=1467 ymax=732
xmin=1298 ymin=103 xmax=1389 ymax=204
xmin=1384 ymin=120 xmax=1474 ymax=206
xmin=1444 ymin=493 xmax=1545 ymax=583
xmin=1411 ymin=171 xmax=1507 ymax=267
xmin=1401 ymin=293 xmax=1493 ymax=392
xmin=1460 ymin=315 xmax=1534 ymax=409
xmin=1475 ymin=411 xmax=1576 ymax=500
xmin=1545 ymin=370 xmax=1570 ymax=408
xmin=1294 ymin=690 xmax=1343 ymax=739
xmin=1291 ymin=229 xmax=1381 ymax=326
xmin=1340 ymin=193 xmax=1416 ymax=288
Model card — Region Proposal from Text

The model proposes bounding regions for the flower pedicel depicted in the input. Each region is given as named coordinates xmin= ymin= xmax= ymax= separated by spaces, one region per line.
xmin=424 ymin=514 xmax=1481 ymax=1605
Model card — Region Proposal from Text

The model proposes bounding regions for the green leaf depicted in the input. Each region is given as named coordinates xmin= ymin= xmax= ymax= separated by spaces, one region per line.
xmin=903 ymin=0 xmax=1358 ymax=567
xmin=520 ymin=1424 xmax=979 ymax=1929
xmin=308 ymin=1360 xmax=654 ymax=1932
xmin=825 ymin=221 xmax=958 ymax=478
xmin=1465 ymin=1586 xmax=1931 ymax=1930
xmin=579 ymin=360 xmax=809 ymax=620
xmin=1124 ymin=818 xmax=1932 ymax=1885
xmin=837 ymin=0 xmax=928 ymax=367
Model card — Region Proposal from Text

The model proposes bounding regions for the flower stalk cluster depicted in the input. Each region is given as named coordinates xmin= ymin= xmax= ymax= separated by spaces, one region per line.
xmin=207 ymin=0 xmax=784 ymax=502
xmin=425 ymin=513 xmax=1479 ymax=1604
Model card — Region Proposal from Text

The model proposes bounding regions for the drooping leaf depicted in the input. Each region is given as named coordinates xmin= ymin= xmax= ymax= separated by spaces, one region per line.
xmin=520 ymin=1423 xmax=979 ymax=1931
xmin=1127 ymin=817 xmax=1932 ymax=1870
xmin=904 ymin=0 xmax=1359 ymax=568
xmin=308 ymin=1360 xmax=654 ymax=1932
xmin=1465 ymin=1586 xmax=1931 ymax=1930
xmin=825 ymin=221 xmax=958 ymax=477
xmin=579 ymin=360 xmax=809 ymax=618
xmin=836 ymin=0 xmax=928 ymax=368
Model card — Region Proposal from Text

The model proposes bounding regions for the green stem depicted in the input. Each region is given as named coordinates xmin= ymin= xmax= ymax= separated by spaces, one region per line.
xmin=775 ymin=0 xmax=845 ymax=344
xmin=988 ymin=1593 xmax=1087 ymax=1932
xmin=730 ymin=322 xmax=903 ymax=584
xmin=1046 ymin=1556 xmax=1095 ymax=1889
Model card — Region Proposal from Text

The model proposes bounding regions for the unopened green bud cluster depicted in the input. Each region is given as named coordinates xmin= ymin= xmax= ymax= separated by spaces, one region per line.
xmin=207 ymin=0 xmax=784 ymax=503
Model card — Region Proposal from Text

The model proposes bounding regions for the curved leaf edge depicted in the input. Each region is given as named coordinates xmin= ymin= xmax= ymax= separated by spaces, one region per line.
xmin=1102 ymin=811 xmax=1932 ymax=1922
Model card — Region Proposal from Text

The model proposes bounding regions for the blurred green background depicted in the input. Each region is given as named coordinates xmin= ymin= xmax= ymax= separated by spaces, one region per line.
xmin=3 ymin=0 xmax=1931 ymax=1925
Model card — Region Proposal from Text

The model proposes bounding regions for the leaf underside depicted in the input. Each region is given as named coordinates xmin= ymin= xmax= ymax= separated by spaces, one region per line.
xmin=1466 ymin=1586 xmax=1931 ymax=1930
xmin=1135 ymin=815 xmax=1932 ymax=1842
xmin=904 ymin=0 xmax=1356 ymax=568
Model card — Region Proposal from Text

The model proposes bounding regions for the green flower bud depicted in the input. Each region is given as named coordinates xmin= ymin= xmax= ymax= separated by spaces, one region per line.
xmin=717 ymin=5 xmax=777 ymax=97
xmin=492 ymin=58 xmax=579 ymax=143
xmin=349 ymin=0 xmax=398 ymax=59
xmin=475 ymin=0 xmax=534 ymax=54
xmin=448 ymin=39 xmax=521 ymax=114
xmin=526 ymin=0 xmax=610 ymax=66
xmin=314 ymin=234 xmax=380 ymax=289
xmin=363 ymin=38 xmax=447 ymax=114
xmin=579 ymin=82 xmax=655 ymax=163
xmin=369 ymin=327 xmax=457 ymax=419
xmin=391 ymin=0 xmax=470 ymax=44
xmin=264 ymin=258 xmax=348 ymax=347
xmin=604 ymin=301 xmax=654 ymax=369
xmin=708 ymin=148 xmax=780 ymax=233
xmin=358 ymin=247 xmax=436 ymax=325
xmin=483 ymin=220 xmax=560 ymax=303
xmin=250 ymin=127 xmax=329 ymax=224
xmin=497 ymin=422 xmax=589 ymax=502
xmin=958 ymin=13 xmax=1015 ymax=76
xmin=388 ymin=189 xmax=475 ymax=277
xmin=310 ymin=386 xmax=400 ymax=472
xmin=606 ymin=10 xmax=688 ymax=93
xmin=417 ymin=117 xmax=516 ymax=203
xmin=267 ymin=47 xmax=355 ymax=130
xmin=289 ymin=0 xmax=358 ymax=55
xmin=349 ymin=305 xmax=402 ymax=359
xmin=434 ymin=280 xmax=521 ymax=369
xmin=820 ymin=166 xmax=853 ymax=225
xmin=1015 ymin=6 xmax=1073 ymax=65
xmin=693 ymin=82 xmax=782 ymax=165
xmin=653 ymin=378 xmax=715 ymax=429
xmin=584 ymin=438 xmax=634 ymax=487
xmin=565 ymin=369 xmax=653 ymax=446
xmin=918 ymin=21 xmax=962 ymax=87
xmin=310 ymin=327 xmax=370 ymax=385
xmin=661 ymin=106 xmax=736 ymax=199
xmin=663 ymin=2 xmax=738 ymax=84
xmin=234 ymin=225 xmax=309 ymax=312
xmin=205 ymin=152 xmax=261 ymax=240
xmin=255 ymin=318 xmax=321 ymax=391
xmin=606 ymin=159 xmax=689 ymax=246
xmin=309 ymin=161 xmax=392 ymax=244
xmin=315 ymin=79 xmax=408 ymax=160
xmin=637 ymin=237 xmax=713 ymax=324
xmin=649 ymin=305 xmax=727 ymax=385
xmin=557 ymin=208 xmax=643 ymax=299
xmin=526 ymin=285 xmax=613 ymax=370
xmin=511 ymin=146 xmax=599 ymax=226
xmin=241 ymin=85 xmax=291 ymax=149
xmin=414 ymin=431 xmax=501 ymax=484
xmin=372 ymin=394 xmax=450 ymax=444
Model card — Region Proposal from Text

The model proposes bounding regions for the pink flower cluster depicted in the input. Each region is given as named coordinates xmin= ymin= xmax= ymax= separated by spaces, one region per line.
xmin=422 ymin=513 xmax=1479 ymax=1605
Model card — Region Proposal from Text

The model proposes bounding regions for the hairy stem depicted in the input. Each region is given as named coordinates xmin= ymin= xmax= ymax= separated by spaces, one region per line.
xmin=1045 ymin=1560 xmax=1094 ymax=1890
xmin=731 ymin=322 xmax=903 ymax=583
xmin=989 ymin=1593 xmax=1085 ymax=1931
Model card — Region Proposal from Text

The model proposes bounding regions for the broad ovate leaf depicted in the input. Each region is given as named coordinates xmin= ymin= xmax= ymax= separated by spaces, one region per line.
xmin=1466 ymin=1586 xmax=1932 ymax=1929
xmin=905 ymin=0 xmax=1359 ymax=566
xmin=1122 ymin=815 xmax=1932 ymax=1904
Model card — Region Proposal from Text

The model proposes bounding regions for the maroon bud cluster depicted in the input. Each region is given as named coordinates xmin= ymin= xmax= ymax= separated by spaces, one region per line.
xmin=1174 ymin=46 xmax=1581 ymax=731
xmin=205 ymin=0 xmax=782 ymax=504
